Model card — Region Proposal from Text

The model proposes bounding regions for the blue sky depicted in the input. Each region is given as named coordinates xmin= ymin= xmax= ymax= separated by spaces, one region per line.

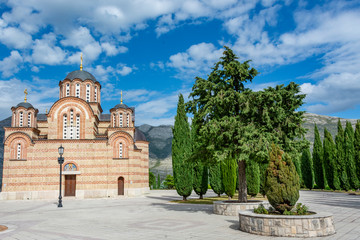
xmin=0 ymin=0 xmax=360 ymax=125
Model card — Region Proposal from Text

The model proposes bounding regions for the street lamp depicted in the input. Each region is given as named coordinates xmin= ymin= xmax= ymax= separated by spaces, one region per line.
xmin=58 ymin=145 xmax=64 ymax=207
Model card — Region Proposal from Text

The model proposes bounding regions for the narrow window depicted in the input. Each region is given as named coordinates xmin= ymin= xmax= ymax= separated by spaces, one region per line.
xmin=66 ymin=84 xmax=70 ymax=96
xmin=70 ymin=110 xmax=74 ymax=139
xmin=119 ymin=113 xmax=123 ymax=127
xmin=76 ymin=114 xmax=80 ymax=139
xmin=63 ymin=114 xmax=67 ymax=139
xmin=17 ymin=143 xmax=21 ymax=160
xmin=86 ymin=84 xmax=90 ymax=102
xmin=94 ymin=86 xmax=97 ymax=102
xmin=126 ymin=113 xmax=130 ymax=127
xmin=76 ymin=83 xmax=80 ymax=98
xmin=28 ymin=112 xmax=31 ymax=127
xmin=119 ymin=143 xmax=123 ymax=158
xmin=12 ymin=112 xmax=16 ymax=127
xmin=19 ymin=112 xmax=23 ymax=127
xmin=113 ymin=114 xmax=116 ymax=127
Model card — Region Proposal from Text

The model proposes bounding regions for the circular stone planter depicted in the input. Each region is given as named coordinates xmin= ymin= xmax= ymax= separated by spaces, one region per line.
xmin=239 ymin=209 xmax=335 ymax=237
xmin=213 ymin=200 xmax=270 ymax=216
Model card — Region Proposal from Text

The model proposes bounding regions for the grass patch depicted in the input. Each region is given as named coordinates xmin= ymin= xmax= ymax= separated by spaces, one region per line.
xmin=171 ymin=193 xmax=267 ymax=205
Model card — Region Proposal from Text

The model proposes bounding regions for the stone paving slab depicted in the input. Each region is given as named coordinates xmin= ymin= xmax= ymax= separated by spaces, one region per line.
xmin=0 ymin=190 xmax=359 ymax=239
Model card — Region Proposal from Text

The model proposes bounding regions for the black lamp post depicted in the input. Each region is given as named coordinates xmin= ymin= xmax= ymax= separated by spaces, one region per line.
xmin=58 ymin=145 xmax=64 ymax=207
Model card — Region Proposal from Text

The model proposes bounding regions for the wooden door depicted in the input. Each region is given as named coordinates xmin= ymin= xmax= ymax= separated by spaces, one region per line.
xmin=118 ymin=177 xmax=124 ymax=195
xmin=65 ymin=175 xmax=76 ymax=196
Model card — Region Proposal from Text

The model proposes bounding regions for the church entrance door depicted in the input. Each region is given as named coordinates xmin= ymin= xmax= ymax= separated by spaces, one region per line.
xmin=118 ymin=177 xmax=124 ymax=195
xmin=65 ymin=175 xmax=76 ymax=196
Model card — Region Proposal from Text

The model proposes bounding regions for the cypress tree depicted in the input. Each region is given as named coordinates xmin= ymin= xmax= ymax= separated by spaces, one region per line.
xmin=335 ymin=120 xmax=350 ymax=190
xmin=259 ymin=163 xmax=268 ymax=196
xmin=344 ymin=121 xmax=359 ymax=189
xmin=323 ymin=128 xmax=340 ymax=190
xmin=193 ymin=162 xmax=208 ymax=199
xmin=221 ymin=158 xmax=237 ymax=199
xmin=157 ymin=173 xmax=161 ymax=189
xmin=209 ymin=162 xmax=224 ymax=197
xmin=301 ymin=147 xmax=314 ymax=189
xmin=246 ymin=160 xmax=260 ymax=197
xmin=313 ymin=124 xmax=325 ymax=189
xmin=354 ymin=120 xmax=360 ymax=181
xmin=172 ymin=94 xmax=193 ymax=200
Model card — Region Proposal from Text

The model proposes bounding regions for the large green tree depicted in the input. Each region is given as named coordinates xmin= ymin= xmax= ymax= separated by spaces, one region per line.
xmin=335 ymin=120 xmax=350 ymax=190
xmin=323 ymin=128 xmax=340 ymax=190
xmin=187 ymin=46 xmax=307 ymax=202
xmin=354 ymin=120 xmax=360 ymax=182
xmin=301 ymin=147 xmax=314 ymax=189
xmin=313 ymin=124 xmax=325 ymax=189
xmin=209 ymin=162 xmax=224 ymax=196
xmin=172 ymin=94 xmax=193 ymax=200
xmin=344 ymin=121 xmax=359 ymax=189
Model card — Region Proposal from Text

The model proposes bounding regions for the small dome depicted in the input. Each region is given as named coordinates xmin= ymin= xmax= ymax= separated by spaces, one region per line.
xmin=112 ymin=103 xmax=130 ymax=110
xmin=15 ymin=102 xmax=34 ymax=109
xmin=65 ymin=70 xmax=97 ymax=82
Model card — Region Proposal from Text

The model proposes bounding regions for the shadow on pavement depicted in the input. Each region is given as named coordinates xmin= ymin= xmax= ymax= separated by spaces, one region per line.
xmin=150 ymin=202 xmax=213 ymax=214
xmin=227 ymin=220 xmax=239 ymax=231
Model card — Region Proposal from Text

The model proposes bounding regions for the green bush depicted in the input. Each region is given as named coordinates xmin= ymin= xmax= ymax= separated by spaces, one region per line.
xmin=253 ymin=204 xmax=268 ymax=214
xmin=265 ymin=144 xmax=300 ymax=214
xmin=295 ymin=203 xmax=308 ymax=215
xmin=164 ymin=175 xmax=175 ymax=189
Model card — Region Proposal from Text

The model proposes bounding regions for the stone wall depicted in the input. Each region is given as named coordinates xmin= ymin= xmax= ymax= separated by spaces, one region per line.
xmin=239 ymin=210 xmax=335 ymax=237
xmin=213 ymin=200 xmax=270 ymax=216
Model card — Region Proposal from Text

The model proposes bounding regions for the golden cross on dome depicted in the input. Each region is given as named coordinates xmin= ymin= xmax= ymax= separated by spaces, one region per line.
xmin=24 ymin=89 xmax=28 ymax=103
xmin=45 ymin=109 xmax=48 ymax=114
xmin=80 ymin=53 xmax=83 ymax=71
xmin=121 ymin=90 xmax=123 ymax=104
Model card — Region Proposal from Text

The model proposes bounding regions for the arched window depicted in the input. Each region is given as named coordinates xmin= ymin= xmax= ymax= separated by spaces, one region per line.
xmin=66 ymin=84 xmax=70 ymax=96
xmin=119 ymin=113 xmax=123 ymax=127
xmin=19 ymin=111 xmax=23 ymax=127
xmin=70 ymin=110 xmax=74 ymax=139
xmin=86 ymin=84 xmax=90 ymax=102
xmin=94 ymin=86 xmax=97 ymax=102
xmin=119 ymin=142 xmax=123 ymax=158
xmin=28 ymin=112 xmax=31 ymax=127
xmin=63 ymin=114 xmax=67 ymax=139
xmin=75 ymin=83 xmax=80 ymax=98
xmin=76 ymin=114 xmax=80 ymax=139
xmin=126 ymin=113 xmax=130 ymax=127
xmin=113 ymin=114 xmax=116 ymax=127
xmin=17 ymin=143 xmax=21 ymax=160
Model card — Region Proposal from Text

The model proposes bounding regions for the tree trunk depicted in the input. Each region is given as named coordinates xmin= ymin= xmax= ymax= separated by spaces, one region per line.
xmin=238 ymin=160 xmax=247 ymax=202
xmin=228 ymin=196 xmax=231 ymax=200
xmin=183 ymin=196 xmax=187 ymax=201
xmin=218 ymin=194 xmax=220 ymax=197
xmin=199 ymin=194 xmax=203 ymax=199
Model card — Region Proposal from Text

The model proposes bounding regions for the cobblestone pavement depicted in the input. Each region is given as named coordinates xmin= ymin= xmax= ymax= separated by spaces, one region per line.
xmin=0 ymin=190 xmax=359 ymax=240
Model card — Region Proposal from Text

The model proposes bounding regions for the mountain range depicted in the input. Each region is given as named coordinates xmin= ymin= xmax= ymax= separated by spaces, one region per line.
xmin=1 ymin=113 xmax=359 ymax=179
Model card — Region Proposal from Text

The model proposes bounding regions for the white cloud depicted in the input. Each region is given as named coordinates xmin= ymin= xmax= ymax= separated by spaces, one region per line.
xmin=32 ymin=33 xmax=66 ymax=65
xmin=168 ymin=42 xmax=223 ymax=78
xmin=101 ymin=42 xmax=128 ymax=56
xmin=0 ymin=26 xmax=32 ymax=49
xmin=0 ymin=51 xmax=23 ymax=77
xmin=117 ymin=65 xmax=132 ymax=76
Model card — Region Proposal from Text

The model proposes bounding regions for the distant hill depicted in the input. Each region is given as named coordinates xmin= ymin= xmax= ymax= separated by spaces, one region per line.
xmin=1 ymin=113 xmax=359 ymax=181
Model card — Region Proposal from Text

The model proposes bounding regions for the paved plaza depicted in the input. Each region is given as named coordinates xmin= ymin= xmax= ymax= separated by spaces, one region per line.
xmin=0 ymin=190 xmax=359 ymax=240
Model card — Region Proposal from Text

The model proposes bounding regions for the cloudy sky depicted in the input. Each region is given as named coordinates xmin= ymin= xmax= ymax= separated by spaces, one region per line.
xmin=0 ymin=0 xmax=359 ymax=125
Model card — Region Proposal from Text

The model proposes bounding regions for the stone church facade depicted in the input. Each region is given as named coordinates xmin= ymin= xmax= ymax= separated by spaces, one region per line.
xmin=1 ymin=69 xmax=149 ymax=200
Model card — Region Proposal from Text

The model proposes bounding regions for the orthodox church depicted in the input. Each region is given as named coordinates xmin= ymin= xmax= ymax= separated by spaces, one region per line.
xmin=0 ymin=61 xmax=149 ymax=200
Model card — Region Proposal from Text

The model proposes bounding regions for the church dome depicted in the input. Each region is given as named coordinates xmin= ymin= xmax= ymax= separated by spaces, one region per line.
xmin=15 ymin=102 xmax=34 ymax=109
xmin=112 ymin=103 xmax=130 ymax=109
xmin=65 ymin=70 xmax=97 ymax=83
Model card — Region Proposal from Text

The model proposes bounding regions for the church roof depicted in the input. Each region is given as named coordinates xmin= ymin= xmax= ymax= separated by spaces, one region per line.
xmin=134 ymin=128 xmax=147 ymax=141
xmin=15 ymin=102 xmax=34 ymax=109
xmin=65 ymin=70 xmax=98 ymax=83
xmin=37 ymin=114 xmax=47 ymax=121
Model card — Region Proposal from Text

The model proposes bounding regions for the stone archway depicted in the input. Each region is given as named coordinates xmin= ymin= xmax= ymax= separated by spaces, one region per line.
xmin=118 ymin=177 xmax=124 ymax=195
